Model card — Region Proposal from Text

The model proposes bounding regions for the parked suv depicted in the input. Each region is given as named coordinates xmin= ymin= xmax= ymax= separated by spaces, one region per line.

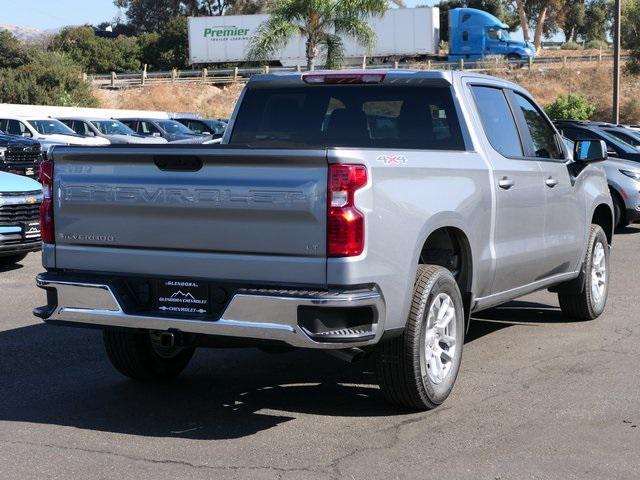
xmin=556 ymin=120 xmax=640 ymax=228
xmin=118 ymin=118 xmax=209 ymax=143
xmin=58 ymin=117 xmax=168 ymax=145
xmin=0 ymin=129 xmax=42 ymax=179
xmin=0 ymin=171 xmax=42 ymax=265
xmin=35 ymin=71 xmax=613 ymax=410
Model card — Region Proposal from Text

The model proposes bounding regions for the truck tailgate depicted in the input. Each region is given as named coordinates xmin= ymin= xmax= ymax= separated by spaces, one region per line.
xmin=52 ymin=146 xmax=328 ymax=285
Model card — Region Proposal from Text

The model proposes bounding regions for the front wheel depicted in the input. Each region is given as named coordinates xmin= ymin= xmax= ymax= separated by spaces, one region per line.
xmin=558 ymin=225 xmax=610 ymax=320
xmin=376 ymin=265 xmax=465 ymax=410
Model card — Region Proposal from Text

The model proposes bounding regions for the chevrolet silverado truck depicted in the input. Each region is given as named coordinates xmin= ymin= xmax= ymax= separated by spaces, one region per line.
xmin=0 ymin=171 xmax=42 ymax=265
xmin=34 ymin=70 xmax=613 ymax=410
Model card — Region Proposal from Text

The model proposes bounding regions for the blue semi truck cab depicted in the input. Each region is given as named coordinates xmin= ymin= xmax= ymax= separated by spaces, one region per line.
xmin=448 ymin=8 xmax=535 ymax=61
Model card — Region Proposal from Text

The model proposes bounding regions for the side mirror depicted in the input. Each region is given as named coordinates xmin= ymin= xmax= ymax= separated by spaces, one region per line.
xmin=152 ymin=132 xmax=161 ymax=137
xmin=202 ymin=131 xmax=211 ymax=135
xmin=22 ymin=132 xmax=32 ymax=138
xmin=574 ymin=139 xmax=608 ymax=163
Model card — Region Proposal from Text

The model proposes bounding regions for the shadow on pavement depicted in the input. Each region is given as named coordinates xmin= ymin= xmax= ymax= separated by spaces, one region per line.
xmin=0 ymin=262 xmax=24 ymax=274
xmin=615 ymin=224 xmax=640 ymax=235
xmin=0 ymin=299 xmax=572 ymax=439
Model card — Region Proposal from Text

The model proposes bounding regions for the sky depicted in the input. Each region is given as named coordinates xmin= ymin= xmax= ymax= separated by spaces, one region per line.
xmin=1 ymin=0 xmax=436 ymax=30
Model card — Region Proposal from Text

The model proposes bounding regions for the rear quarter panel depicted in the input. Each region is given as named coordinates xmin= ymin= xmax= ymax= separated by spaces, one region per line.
xmin=326 ymin=148 xmax=493 ymax=331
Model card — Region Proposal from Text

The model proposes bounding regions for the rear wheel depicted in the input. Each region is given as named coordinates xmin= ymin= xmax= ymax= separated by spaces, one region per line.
xmin=376 ymin=265 xmax=465 ymax=410
xmin=103 ymin=330 xmax=195 ymax=381
xmin=558 ymin=225 xmax=610 ymax=320
xmin=0 ymin=254 xmax=27 ymax=266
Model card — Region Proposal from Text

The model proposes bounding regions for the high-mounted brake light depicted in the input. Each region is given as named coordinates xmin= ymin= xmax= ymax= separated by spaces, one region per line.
xmin=327 ymin=164 xmax=367 ymax=257
xmin=39 ymin=160 xmax=54 ymax=244
xmin=303 ymin=73 xmax=386 ymax=85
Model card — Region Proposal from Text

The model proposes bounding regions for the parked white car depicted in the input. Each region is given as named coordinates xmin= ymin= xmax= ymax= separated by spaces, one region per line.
xmin=57 ymin=117 xmax=169 ymax=145
xmin=0 ymin=116 xmax=110 ymax=149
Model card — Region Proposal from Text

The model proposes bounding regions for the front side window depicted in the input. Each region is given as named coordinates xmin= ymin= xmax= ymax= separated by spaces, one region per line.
xmin=513 ymin=93 xmax=564 ymax=159
xmin=471 ymin=86 xmax=523 ymax=157
xmin=230 ymin=85 xmax=465 ymax=150
xmin=139 ymin=121 xmax=160 ymax=135
xmin=5 ymin=120 xmax=29 ymax=136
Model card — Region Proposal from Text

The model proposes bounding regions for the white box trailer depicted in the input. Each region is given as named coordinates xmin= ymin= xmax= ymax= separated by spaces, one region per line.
xmin=188 ymin=7 xmax=439 ymax=67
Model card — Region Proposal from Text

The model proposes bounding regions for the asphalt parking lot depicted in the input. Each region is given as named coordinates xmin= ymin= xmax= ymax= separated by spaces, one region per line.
xmin=1 ymin=227 xmax=639 ymax=480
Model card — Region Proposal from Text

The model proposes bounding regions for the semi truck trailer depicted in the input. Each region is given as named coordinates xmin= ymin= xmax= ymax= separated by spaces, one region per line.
xmin=187 ymin=7 xmax=535 ymax=66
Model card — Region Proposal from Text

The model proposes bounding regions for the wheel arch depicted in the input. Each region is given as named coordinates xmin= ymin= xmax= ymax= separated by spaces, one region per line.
xmin=592 ymin=203 xmax=614 ymax=245
xmin=417 ymin=226 xmax=474 ymax=329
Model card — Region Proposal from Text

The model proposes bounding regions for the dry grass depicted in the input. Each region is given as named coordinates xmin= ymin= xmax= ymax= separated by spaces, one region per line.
xmin=94 ymin=82 xmax=245 ymax=119
xmin=93 ymin=61 xmax=640 ymax=123
xmin=499 ymin=63 xmax=640 ymax=123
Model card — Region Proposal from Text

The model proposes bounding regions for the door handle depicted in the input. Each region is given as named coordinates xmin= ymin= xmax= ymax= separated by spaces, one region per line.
xmin=498 ymin=177 xmax=515 ymax=190
xmin=545 ymin=177 xmax=558 ymax=188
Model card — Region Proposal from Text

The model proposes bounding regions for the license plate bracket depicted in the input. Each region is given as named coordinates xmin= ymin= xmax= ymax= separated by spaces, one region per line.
xmin=156 ymin=279 xmax=210 ymax=316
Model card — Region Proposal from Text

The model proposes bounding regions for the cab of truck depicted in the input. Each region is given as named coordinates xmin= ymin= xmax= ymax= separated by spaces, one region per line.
xmin=448 ymin=8 xmax=535 ymax=61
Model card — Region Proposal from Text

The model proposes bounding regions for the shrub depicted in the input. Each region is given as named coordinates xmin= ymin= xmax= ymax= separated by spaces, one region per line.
xmin=560 ymin=41 xmax=582 ymax=50
xmin=545 ymin=94 xmax=595 ymax=121
xmin=50 ymin=26 xmax=141 ymax=74
xmin=0 ymin=51 xmax=98 ymax=107
xmin=585 ymin=39 xmax=609 ymax=50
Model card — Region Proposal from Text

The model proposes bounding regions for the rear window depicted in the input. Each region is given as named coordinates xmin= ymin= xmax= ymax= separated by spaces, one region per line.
xmin=229 ymin=85 xmax=465 ymax=150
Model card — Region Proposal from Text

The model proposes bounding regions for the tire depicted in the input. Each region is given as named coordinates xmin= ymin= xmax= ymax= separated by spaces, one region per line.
xmin=0 ymin=253 xmax=27 ymax=265
xmin=103 ymin=330 xmax=195 ymax=381
xmin=611 ymin=191 xmax=628 ymax=229
xmin=376 ymin=265 xmax=465 ymax=410
xmin=558 ymin=225 xmax=610 ymax=320
xmin=507 ymin=53 xmax=521 ymax=61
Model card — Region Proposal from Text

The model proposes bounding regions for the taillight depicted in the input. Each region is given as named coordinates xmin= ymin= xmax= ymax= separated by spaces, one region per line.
xmin=39 ymin=160 xmax=54 ymax=244
xmin=327 ymin=164 xmax=367 ymax=257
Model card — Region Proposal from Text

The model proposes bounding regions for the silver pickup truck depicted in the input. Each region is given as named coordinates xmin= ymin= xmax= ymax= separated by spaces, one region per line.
xmin=35 ymin=70 xmax=613 ymax=410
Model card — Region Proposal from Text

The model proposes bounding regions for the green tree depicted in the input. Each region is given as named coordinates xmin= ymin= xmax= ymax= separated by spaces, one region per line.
xmin=247 ymin=0 xmax=388 ymax=70
xmin=545 ymin=94 xmax=595 ymax=120
xmin=622 ymin=0 xmax=640 ymax=73
xmin=581 ymin=0 xmax=610 ymax=42
xmin=50 ymin=26 xmax=142 ymax=74
xmin=0 ymin=51 xmax=97 ymax=107
xmin=560 ymin=0 xmax=586 ymax=42
xmin=0 ymin=30 xmax=29 ymax=68
xmin=139 ymin=16 xmax=190 ymax=70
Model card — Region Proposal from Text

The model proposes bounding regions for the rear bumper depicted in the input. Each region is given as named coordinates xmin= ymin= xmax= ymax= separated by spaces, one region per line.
xmin=34 ymin=273 xmax=386 ymax=349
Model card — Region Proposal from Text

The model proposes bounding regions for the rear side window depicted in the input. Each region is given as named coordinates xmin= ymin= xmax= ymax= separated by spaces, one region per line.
xmin=471 ymin=86 xmax=523 ymax=157
xmin=512 ymin=93 xmax=564 ymax=159
xmin=230 ymin=85 xmax=465 ymax=150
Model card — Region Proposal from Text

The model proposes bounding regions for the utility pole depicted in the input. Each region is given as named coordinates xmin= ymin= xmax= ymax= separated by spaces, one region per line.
xmin=613 ymin=0 xmax=622 ymax=124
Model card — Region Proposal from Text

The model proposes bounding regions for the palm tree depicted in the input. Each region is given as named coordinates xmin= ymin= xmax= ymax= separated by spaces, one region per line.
xmin=247 ymin=0 xmax=389 ymax=70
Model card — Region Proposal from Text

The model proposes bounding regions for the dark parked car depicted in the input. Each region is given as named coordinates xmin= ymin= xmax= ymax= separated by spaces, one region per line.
xmin=117 ymin=118 xmax=209 ymax=144
xmin=593 ymin=123 xmax=640 ymax=149
xmin=556 ymin=120 xmax=640 ymax=228
xmin=0 ymin=129 xmax=43 ymax=179
xmin=173 ymin=117 xmax=227 ymax=139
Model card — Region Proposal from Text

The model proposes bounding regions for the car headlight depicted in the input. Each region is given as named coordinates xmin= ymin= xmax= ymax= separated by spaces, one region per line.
xmin=0 ymin=147 xmax=6 ymax=159
xmin=620 ymin=169 xmax=640 ymax=180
